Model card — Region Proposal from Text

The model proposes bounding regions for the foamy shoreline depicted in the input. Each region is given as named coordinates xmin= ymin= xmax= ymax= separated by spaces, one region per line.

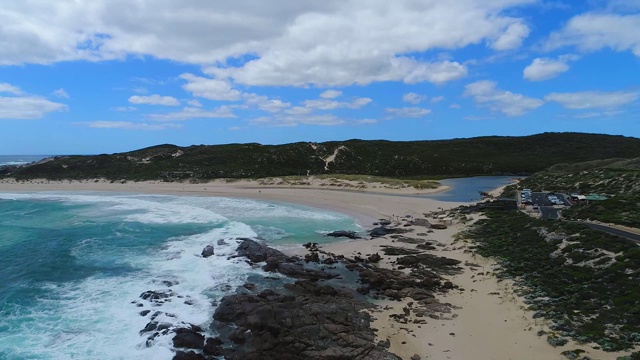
xmin=0 ymin=178 xmax=621 ymax=359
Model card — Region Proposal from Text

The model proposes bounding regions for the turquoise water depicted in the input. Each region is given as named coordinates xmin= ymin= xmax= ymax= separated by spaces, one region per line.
xmin=423 ymin=176 xmax=516 ymax=202
xmin=0 ymin=192 xmax=359 ymax=360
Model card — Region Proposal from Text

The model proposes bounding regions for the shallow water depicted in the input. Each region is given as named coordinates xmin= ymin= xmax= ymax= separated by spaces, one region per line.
xmin=423 ymin=176 xmax=516 ymax=202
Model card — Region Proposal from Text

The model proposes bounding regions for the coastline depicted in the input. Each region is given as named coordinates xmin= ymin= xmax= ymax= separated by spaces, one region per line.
xmin=0 ymin=179 xmax=620 ymax=359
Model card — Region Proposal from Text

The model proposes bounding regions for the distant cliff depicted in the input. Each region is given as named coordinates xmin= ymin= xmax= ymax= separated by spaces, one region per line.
xmin=2 ymin=132 xmax=640 ymax=181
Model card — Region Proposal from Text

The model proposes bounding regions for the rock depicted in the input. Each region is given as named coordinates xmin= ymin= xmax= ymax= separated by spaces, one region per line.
xmin=368 ymin=253 xmax=382 ymax=263
xmin=430 ymin=224 xmax=448 ymax=230
xmin=201 ymin=245 xmax=214 ymax=258
xmin=217 ymin=239 xmax=228 ymax=246
xmin=203 ymin=337 xmax=223 ymax=356
xmin=370 ymin=226 xmax=405 ymax=238
xmin=326 ymin=231 xmax=361 ymax=239
xmin=172 ymin=351 xmax=205 ymax=360
xmin=173 ymin=328 xmax=205 ymax=349
xmin=411 ymin=355 xmax=422 ymax=360
xmin=139 ymin=310 xmax=151 ymax=317
xmin=140 ymin=290 xmax=174 ymax=302
xmin=213 ymin=281 xmax=401 ymax=360
xmin=235 ymin=238 xmax=287 ymax=263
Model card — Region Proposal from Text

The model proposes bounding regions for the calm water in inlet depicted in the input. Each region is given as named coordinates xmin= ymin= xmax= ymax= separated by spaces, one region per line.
xmin=423 ymin=176 xmax=517 ymax=202
xmin=0 ymin=192 xmax=360 ymax=360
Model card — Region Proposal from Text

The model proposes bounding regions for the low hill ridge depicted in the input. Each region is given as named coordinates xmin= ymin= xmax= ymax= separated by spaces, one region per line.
xmin=2 ymin=132 xmax=640 ymax=181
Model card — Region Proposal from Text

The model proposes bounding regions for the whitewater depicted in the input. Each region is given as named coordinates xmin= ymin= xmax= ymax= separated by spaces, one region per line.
xmin=0 ymin=192 xmax=359 ymax=360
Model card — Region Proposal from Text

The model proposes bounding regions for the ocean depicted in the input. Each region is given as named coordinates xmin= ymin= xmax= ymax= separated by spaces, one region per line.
xmin=0 ymin=156 xmax=52 ymax=167
xmin=0 ymin=192 xmax=360 ymax=360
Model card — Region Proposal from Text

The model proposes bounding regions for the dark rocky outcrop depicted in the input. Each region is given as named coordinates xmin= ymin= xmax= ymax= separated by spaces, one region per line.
xmin=173 ymin=327 xmax=205 ymax=349
xmin=213 ymin=282 xmax=401 ymax=360
xmin=326 ymin=230 xmax=361 ymax=239
xmin=234 ymin=238 xmax=338 ymax=280
xmin=201 ymin=245 xmax=215 ymax=258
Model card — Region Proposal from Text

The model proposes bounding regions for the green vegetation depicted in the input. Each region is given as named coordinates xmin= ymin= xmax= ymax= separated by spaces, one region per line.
xmin=515 ymin=158 xmax=640 ymax=228
xmin=255 ymin=174 xmax=440 ymax=190
xmin=461 ymin=209 xmax=640 ymax=351
xmin=3 ymin=132 xmax=640 ymax=181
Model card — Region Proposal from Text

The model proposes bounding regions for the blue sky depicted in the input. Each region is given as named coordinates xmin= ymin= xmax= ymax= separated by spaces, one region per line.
xmin=1 ymin=0 xmax=639 ymax=155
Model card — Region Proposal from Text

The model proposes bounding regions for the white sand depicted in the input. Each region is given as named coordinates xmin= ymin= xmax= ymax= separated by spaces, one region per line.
xmin=0 ymin=178 xmax=627 ymax=359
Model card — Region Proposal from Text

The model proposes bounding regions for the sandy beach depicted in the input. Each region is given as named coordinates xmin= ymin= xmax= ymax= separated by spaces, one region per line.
xmin=0 ymin=178 xmax=623 ymax=359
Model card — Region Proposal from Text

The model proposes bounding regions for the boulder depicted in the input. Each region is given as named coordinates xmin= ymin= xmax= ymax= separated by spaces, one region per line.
xmin=326 ymin=230 xmax=361 ymax=239
xmin=201 ymin=245 xmax=214 ymax=258
xmin=173 ymin=328 xmax=205 ymax=349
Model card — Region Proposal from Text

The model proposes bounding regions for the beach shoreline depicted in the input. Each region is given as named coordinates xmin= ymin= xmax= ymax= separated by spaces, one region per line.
xmin=0 ymin=178 xmax=621 ymax=359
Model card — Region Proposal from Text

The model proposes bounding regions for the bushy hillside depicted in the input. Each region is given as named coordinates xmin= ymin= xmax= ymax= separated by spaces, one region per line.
xmin=2 ymin=132 xmax=640 ymax=181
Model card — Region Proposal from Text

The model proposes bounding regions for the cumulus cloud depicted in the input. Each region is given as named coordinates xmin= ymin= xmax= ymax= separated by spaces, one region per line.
xmin=491 ymin=22 xmax=531 ymax=50
xmin=0 ymin=96 xmax=67 ymax=119
xmin=111 ymin=106 xmax=137 ymax=112
xmin=148 ymin=106 xmax=236 ymax=121
xmin=464 ymin=80 xmax=544 ymax=116
xmin=129 ymin=94 xmax=180 ymax=106
xmin=545 ymin=13 xmax=640 ymax=56
xmin=243 ymin=93 xmax=291 ymax=113
xmin=0 ymin=1 xmax=536 ymax=87
xmin=187 ymin=100 xmax=203 ymax=107
xmin=545 ymin=91 xmax=639 ymax=109
xmin=180 ymin=74 xmax=241 ymax=101
xmin=51 ymin=88 xmax=70 ymax=98
xmin=79 ymin=121 xmax=182 ymax=130
xmin=0 ymin=83 xmax=23 ymax=95
xmin=523 ymin=57 xmax=571 ymax=81
xmin=251 ymin=114 xmax=344 ymax=127
xmin=384 ymin=107 xmax=432 ymax=119
xmin=402 ymin=92 xmax=426 ymax=104
xmin=430 ymin=96 xmax=445 ymax=103
xmin=320 ymin=90 xmax=342 ymax=99
xmin=302 ymin=97 xmax=372 ymax=110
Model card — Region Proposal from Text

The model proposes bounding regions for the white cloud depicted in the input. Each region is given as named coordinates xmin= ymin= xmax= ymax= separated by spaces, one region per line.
xmin=545 ymin=91 xmax=639 ymax=109
xmin=51 ymin=88 xmax=70 ymax=98
xmin=450 ymin=103 xmax=461 ymax=109
xmin=573 ymin=110 xmax=623 ymax=119
xmin=111 ymin=106 xmax=137 ymax=112
xmin=284 ymin=106 xmax=313 ymax=115
xmin=79 ymin=121 xmax=182 ymax=130
xmin=491 ymin=22 xmax=531 ymax=50
xmin=229 ymin=126 xmax=243 ymax=131
xmin=320 ymin=90 xmax=342 ymax=99
xmin=0 ymin=83 xmax=23 ymax=95
xmin=243 ymin=93 xmax=291 ymax=113
xmin=523 ymin=57 xmax=570 ymax=81
xmin=303 ymin=97 xmax=372 ymax=110
xmin=0 ymin=96 xmax=67 ymax=119
xmin=430 ymin=96 xmax=445 ymax=103
xmin=356 ymin=119 xmax=377 ymax=125
xmin=251 ymin=114 xmax=344 ymax=127
xmin=180 ymin=73 xmax=241 ymax=101
xmin=545 ymin=13 xmax=640 ymax=56
xmin=148 ymin=106 xmax=236 ymax=121
xmin=385 ymin=107 xmax=432 ymax=119
xmin=129 ymin=94 xmax=180 ymax=106
xmin=464 ymin=80 xmax=544 ymax=116
xmin=0 ymin=1 xmax=535 ymax=86
xmin=402 ymin=92 xmax=426 ymax=104
xmin=187 ymin=99 xmax=203 ymax=107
